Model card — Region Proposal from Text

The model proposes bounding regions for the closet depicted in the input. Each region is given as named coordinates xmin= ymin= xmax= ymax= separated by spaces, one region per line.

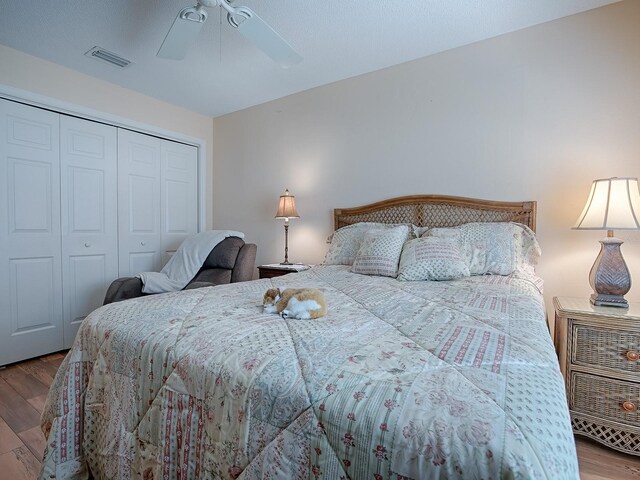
xmin=117 ymin=130 xmax=198 ymax=276
xmin=0 ymin=99 xmax=199 ymax=364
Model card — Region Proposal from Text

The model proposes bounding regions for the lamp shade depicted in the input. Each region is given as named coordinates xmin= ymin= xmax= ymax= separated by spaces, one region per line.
xmin=275 ymin=189 xmax=299 ymax=219
xmin=574 ymin=177 xmax=640 ymax=230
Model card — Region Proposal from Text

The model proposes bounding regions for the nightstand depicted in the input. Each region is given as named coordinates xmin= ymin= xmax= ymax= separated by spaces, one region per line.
xmin=554 ymin=296 xmax=640 ymax=456
xmin=258 ymin=263 xmax=311 ymax=279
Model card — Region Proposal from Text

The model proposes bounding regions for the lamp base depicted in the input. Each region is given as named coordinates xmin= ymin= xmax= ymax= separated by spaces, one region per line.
xmin=588 ymin=235 xmax=631 ymax=309
xmin=590 ymin=293 xmax=629 ymax=308
xmin=280 ymin=261 xmax=293 ymax=266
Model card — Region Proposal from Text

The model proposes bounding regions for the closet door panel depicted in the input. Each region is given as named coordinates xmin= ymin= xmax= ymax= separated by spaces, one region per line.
xmin=0 ymin=100 xmax=63 ymax=365
xmin=118 ymin=129 xmax=162 ymax=276
xmin=68 ymin=255 xmax=107 ymax=317
xmin=9 ymin=159 xmax=52 ymax=232
xmin=9 ymin=258 xmax=57 ymax=332
xmin=128 ymin=252 xmax=157 ymax=274
xmin=161 ymin=141 xmax=198 ymax=266
xmin=60 ymin=116 xmax=118 ymax=348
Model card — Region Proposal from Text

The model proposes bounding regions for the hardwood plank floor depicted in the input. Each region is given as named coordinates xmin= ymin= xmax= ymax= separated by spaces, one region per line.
xmin=0 ymin=417 xmax=22 ymax=454
xmin=0 ymin=352 xmax=64 ymax=480
xmin=0 ymin=378 xmax=42 ymax=433
xmin=577 ymin=436 xmax=640 ymax=479
xmin=0 ymin=352 xmax=638 ymax=479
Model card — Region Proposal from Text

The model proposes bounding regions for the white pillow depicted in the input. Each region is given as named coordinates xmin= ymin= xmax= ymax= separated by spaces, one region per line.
xmin=351 ymin=225 xmax=409 ymax=277
xmin=397 ymin=237 xmax=470 ymax=281
xmin=412 ymin=225 xmax=430 ymax=238
xmin=426 ymin=222 xmax=540 ymax=276
xmin=324 ymin=222 xmax=412 ymax=265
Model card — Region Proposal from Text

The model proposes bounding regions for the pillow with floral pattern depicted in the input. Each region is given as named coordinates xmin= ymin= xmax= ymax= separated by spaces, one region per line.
xmin=426 ymin=222 xmax=541 ymax=276
xmin=351 ymin=225 xmax=409 ymax=277
xmin=397 ymin=236 xmax=470 ymax=281
xmin=324 ymin=222 xmax=412 ymax=265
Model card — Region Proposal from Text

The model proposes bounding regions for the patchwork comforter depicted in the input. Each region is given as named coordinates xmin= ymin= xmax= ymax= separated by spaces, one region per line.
xmin=40 ymin=266 xmax=579 ymax=479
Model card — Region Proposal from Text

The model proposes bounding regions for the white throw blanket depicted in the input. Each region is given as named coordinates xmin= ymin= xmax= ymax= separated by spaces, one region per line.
xmin=138 ymin=230 xmax=244 ymax=293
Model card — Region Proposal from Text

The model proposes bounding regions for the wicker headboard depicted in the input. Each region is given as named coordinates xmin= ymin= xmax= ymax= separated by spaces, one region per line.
xmin=334 ymin=195 xmax=537 ymax=232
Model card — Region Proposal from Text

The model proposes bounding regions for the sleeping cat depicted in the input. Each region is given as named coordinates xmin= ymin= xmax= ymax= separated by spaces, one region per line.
xmin=262 ymin=287 xmax=327 ymax=319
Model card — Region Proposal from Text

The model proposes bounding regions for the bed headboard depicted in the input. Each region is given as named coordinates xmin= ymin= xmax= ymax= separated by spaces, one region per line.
xmin=334 ymin=195 xmax=537 ymax=232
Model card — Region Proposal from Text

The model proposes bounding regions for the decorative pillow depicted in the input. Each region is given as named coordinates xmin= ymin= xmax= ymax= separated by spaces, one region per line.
xmin=397 ymin=237 xmax=470 ymax=281
xmin=426 ymin=222 xmax=541 ymax=276
xmin=351 ymin=225 xmax=409 ymax=277
xmin=412 ymin=225 xmax=430 ymax=238
xmin=513 ymin=223 xmax=542 ymax=275
xmin=324 ymin=222 xmax=412 ymax=265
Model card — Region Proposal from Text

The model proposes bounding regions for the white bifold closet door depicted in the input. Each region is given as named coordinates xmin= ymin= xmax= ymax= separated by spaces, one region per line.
xmin=0 ymin=100 xmax=64 ymax=365
xmin=160 ymin=140 xmax=198 ymax=266
xmin=60 ymin=116 xmax=118 ymax=348
xmin=118 ymin=129 xmax=197 ymax=276
xmin=0 ymin=99 xmax=199 ymax=364
xmin=118 ymin=129 xmax=163 ymax=276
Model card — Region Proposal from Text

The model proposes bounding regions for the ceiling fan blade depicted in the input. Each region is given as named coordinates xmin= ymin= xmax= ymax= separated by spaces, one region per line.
xmin=230 ymin=8 xmax=302 ymax=68
xmin=157 ymin=6 xmax=207 ymax=60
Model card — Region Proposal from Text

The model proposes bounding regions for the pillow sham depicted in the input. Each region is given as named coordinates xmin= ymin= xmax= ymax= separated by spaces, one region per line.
xmin=397 ymin=236 xmax=470 ymax=281
xmin=426 ymin=222 xmax=540 ymax=276
xmin=351 ymin=225 xmax=409 ymax=277
xmin=412 ymin=225 xmax=430 ymax=238
xmin=324 ymin=222 xmax=412 ymax=265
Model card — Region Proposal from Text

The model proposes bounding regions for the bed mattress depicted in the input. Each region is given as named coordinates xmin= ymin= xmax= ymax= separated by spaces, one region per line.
xmin=40 ymin=265 xmax=579 ymax=479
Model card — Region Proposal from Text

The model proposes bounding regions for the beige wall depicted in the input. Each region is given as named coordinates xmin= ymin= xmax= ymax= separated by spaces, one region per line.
xmin=0 ymin=44 xmax=214 ymax=228
xmin=213 ymin=0 xmax=640 ymax=312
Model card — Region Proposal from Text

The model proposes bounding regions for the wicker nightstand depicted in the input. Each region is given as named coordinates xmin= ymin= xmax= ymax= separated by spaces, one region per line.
xmin=258 ymin=264 xmax=310 ymax=279
xmin=554 ymin=296 xmax=640 ymax=455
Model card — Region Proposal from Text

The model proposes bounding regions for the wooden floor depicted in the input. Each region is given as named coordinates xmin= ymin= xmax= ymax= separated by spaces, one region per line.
xmin=0 ymin=354 xmax=639 ymax=479
xmin=0 ymin=352 xmax=64 ymax=479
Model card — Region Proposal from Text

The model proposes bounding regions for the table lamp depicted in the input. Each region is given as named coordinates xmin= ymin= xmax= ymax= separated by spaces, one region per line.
xmin=574 ymin=177 xmax=640 ymax=307
xmin=275 ymin=189 xmax=299 ymax=265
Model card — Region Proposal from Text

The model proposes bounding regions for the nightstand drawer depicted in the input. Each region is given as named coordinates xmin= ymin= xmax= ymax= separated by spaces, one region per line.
xmin=571 ymin=371 xmax=640 ymax=426
xmin=572 ymin=323 xmax=640 ymax=374
xmin=259 ymin=268 xmax=290 ymax=279
xmin=258 ymin=264 xmax=310 ymax=279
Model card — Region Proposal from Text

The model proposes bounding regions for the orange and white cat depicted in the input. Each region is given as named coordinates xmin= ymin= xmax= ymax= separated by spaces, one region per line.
xmin=262 ymin=287 xmax=327 ymax=319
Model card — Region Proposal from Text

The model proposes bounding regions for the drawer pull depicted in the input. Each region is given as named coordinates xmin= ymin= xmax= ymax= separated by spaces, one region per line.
xmin=626 ymin=351 xmax=639 ymax=362
xmin=622 ymin=401 xmax=637 ymax=413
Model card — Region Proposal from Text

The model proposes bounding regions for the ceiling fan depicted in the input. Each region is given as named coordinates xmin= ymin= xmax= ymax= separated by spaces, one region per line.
xmin=157 ymin=0 xmax=302 ymax=68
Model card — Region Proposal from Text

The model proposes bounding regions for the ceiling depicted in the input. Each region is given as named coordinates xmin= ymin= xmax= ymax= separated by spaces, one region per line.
xmin=0 ymin=0 xmax=620 ymax=118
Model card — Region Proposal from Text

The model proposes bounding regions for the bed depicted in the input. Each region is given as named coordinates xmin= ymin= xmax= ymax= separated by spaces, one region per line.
xmin=40 ymin=195 xmax=579 ymax=479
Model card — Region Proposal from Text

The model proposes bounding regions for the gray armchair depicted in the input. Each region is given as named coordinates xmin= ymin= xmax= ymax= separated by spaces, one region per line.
xmin=103 ymin=236 xmax=257 ymax=305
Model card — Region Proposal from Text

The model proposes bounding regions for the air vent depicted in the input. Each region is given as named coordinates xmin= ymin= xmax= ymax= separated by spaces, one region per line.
xmin=84 ymin=47 xmax=132 ymax=68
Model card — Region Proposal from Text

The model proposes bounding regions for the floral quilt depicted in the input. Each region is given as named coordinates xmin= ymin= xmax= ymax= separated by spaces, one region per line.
xmin=40 ymin=266 xmax=579 ymax=479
